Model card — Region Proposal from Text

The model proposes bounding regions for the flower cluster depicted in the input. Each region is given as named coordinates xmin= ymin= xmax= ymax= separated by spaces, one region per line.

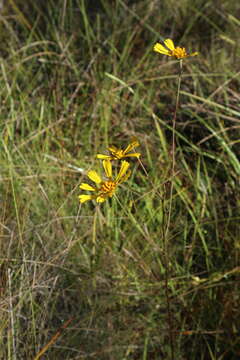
xmin=79 ymin=140 xmax=140 ymax=204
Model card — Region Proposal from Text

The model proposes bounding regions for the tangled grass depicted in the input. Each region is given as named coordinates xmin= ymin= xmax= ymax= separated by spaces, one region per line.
xmin=0 ymin=0 xmax=239 ymax=359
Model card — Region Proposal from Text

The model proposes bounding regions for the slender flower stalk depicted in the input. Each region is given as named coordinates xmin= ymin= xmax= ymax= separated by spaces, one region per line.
xmin=153 ymin=39 xmax=193 ymax=360
xmin=79 ymin=160 xmax=131 ymax=203
xmin=154 ymin=38 xmax=198 ymax=59
xmin=166 ymin=60 xmax=183 ymax=360
xmin=97 ymin=140 xmax=141 ymax=161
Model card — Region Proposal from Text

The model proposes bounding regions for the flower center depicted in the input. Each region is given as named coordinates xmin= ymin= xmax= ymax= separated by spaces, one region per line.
xmin=100 ymin=181 xmax=117 ymax=194
xmin=171 ymin=47 xmax=188 ymax=59
xmin=113 ymin=150 xmax=125 ymax=159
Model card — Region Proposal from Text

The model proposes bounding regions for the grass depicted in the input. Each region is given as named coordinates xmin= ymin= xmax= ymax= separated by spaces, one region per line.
xmin=0 ymin=0 xmax=240 ymax=359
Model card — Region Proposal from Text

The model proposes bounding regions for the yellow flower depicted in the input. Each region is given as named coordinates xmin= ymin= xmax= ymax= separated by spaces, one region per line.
xmin=153 ymin=38 xmax=198 ymax=59
xmin=79 ymin=160 xmax=131 ymax=203
xmin=97 ymin=140 xmax=141 ymax=161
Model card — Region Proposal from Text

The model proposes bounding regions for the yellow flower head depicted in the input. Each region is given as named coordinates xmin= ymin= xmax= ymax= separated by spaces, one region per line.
xmin=79 ymin=160 xmax=131 ymax=203
xmin=97 ymin=140 xmax=141 ymax=161
xmin=153 ymin=38 xmax=198 ymax=59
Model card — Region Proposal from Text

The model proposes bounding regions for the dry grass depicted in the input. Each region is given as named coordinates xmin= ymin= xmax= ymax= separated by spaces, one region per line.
xmin=0 ymin=0 xmax=240 ymax=359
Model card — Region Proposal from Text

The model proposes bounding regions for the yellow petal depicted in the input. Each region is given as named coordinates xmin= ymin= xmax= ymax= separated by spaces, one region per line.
xmin=116 ymin=161 xmax=130 ymax=183
xmin=164 ymin=39 xmax=175 ymax=50
xmin=124 ymin=140 xmax=140 ymax=154
xmin=79 ymin=183 xmax=96 ymax=191
xmin=96 ymin=195 xmax=106 ymax=203
xmin=108 ymin=145 xmax=118 ymax=153
xmin=79 ymin=194 xmax=93 ymax=203
xmin=118 ymin=170 xmax=131 ymax=184
xmin=124 ymin=152 xmax=141 ymax=158
xmin=153 ymin=43 xmax=169 ymax=55
xmin=87 ymin=170 xmax=102 ymax=184
xmin=97 ymin=154 xmax=112 ymax=160
xmin=103 ymin=160 xmax=112 ymax=178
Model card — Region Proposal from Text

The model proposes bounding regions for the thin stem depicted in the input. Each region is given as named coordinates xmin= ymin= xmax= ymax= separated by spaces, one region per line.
xmin=92 ymin=210 xmax=97 ymax=263
xmin=166 ymin=60 xmax=183 ymax=235
xmin=164 ymin=59 xmax=183 ymax=360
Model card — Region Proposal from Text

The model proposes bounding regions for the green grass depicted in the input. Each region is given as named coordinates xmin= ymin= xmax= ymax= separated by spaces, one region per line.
xmin=0 ymin=0 xmax=240 ymax=359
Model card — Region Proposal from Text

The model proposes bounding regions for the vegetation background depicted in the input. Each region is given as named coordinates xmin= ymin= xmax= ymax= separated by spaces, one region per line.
xmin=0 ymin=0 xmax=239 ymax=359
